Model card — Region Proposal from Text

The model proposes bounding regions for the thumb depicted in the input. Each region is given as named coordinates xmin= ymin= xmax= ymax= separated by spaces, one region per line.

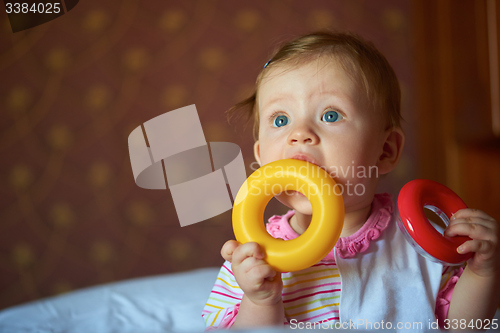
xmin=221 ymin=240 xmax=239 ymax=262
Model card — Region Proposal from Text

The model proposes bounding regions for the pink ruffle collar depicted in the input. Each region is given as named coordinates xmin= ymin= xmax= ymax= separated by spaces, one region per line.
xmin=266 ymin=193 xmax=394 ymax=260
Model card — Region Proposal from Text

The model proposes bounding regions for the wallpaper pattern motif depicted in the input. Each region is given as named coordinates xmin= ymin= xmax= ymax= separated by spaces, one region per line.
xmin=0 ymin=0 xmax=413 ymax=309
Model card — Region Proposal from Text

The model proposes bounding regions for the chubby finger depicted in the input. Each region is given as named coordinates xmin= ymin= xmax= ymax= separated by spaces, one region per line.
xmin=445 ymin=220 xmax=496 ymax=240
xmin=232 ymin=242 xmax=265 ymax=266
xmin=451 ymin=208 xmax=497 ymax=223
xmin=250 ymin=261 xmax=278 ymax=282
xmin=221 ymin=240 xmax=239 ymax=262
xmin=456 ymin=239 xmax=493 ymax=255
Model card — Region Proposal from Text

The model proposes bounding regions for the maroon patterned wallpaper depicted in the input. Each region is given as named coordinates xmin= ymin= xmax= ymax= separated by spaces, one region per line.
xmin=0 ymin=0 xmax=415 ymax=309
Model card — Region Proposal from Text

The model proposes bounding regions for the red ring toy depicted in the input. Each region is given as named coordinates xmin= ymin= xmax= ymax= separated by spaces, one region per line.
xmin=397 ymin=179 xmax=472 ymax=265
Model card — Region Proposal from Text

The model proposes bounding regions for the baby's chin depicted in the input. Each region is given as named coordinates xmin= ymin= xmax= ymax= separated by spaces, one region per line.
xmin=275 ymin=191 xmax=313 ymax=216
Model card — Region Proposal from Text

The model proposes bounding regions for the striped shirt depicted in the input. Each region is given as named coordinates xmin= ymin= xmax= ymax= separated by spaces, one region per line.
xmin=202 ymin=194 xmax=463 ymax=329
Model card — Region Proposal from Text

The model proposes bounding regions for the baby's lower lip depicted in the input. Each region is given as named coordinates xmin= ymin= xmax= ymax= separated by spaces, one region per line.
xmin=292 ymin=156 xmax=319 ymax=166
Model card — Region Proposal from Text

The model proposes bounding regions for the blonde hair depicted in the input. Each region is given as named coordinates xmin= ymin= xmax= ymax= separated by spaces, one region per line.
xmin=228 ymin=31 xmax=402 ymax=138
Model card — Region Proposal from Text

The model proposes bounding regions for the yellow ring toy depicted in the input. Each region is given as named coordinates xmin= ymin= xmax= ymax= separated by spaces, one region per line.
xmin=232 ymin=159 xmax=344 ymax=272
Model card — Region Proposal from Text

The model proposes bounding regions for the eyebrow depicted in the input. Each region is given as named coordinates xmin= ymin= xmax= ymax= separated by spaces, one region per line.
xmin=261 ymin=90 xmax=345 ymax=109
xmin=261 ymin=96 xmax=289 ymax=109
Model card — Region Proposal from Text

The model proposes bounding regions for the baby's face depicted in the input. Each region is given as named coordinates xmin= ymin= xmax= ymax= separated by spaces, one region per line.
xmin=254 ymin=58 xmax=390 ymax=214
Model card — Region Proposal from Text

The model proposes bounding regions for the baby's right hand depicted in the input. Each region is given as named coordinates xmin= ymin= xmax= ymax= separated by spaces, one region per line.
xmin=221 ymin=240 xmax=283 ymax=307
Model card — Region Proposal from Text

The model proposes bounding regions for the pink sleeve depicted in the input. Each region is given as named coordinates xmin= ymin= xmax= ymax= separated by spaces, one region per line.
xmin=435 ymin=266 xmax=464 ymax=329
xmin=266 ymin=210 xmax=298 ymax=240
xmin=219 ymin=303 xmax=240 ymax=329
xmin=205 ymin=304 xmax=240 ymax=331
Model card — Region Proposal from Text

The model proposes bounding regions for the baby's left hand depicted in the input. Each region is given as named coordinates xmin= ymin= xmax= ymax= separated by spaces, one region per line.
xmin=445 ymin=208 xmax=500 ymax=277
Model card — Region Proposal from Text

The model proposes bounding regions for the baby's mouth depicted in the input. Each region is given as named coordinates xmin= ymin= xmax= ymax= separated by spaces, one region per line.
xmin=290 ymin=154 xmax=328 ymax=173
xmin=291 ymin=154 xmax=319 ymax=166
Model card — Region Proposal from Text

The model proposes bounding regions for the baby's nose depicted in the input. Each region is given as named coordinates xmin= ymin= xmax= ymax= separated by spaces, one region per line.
xmin=288 ymin=126 xmax=319 ymax=145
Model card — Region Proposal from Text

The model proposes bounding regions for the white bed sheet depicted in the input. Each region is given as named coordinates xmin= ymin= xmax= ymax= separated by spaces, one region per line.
xmin=1 ymin=266 xmax=499 ymax=333
xmin=0 ymin=267 xmax=220 ymax=333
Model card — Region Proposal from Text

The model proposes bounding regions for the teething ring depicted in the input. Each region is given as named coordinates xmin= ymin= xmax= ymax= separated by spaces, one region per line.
xmin=397 ymin=179 xmax=472 ymax=265
xmin=232 ymin=159 xmax=344 ymax=272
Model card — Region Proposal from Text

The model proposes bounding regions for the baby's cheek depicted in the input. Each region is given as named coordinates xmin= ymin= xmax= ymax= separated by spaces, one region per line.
xmin=326 ymin=172 xmax=371 ymax=199
xmin=333 ymin=162 xmax=379 ymax=187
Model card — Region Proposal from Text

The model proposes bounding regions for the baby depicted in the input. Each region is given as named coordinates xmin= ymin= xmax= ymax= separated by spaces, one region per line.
xmin=202 ymin=31 xmax=500 ymax=330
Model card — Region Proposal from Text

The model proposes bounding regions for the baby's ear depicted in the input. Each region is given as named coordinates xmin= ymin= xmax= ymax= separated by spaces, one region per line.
xmin=377 ymin=127 xmax=405 ymax=175
xmin=253 ymin=140 xmax=261 ymax=165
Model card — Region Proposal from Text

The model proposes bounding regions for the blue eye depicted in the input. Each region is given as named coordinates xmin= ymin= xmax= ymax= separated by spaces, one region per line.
xmin=322 ymin=110 xmax=342 ymax=123
xmin=273 ymin=115 xmax=289 ymax=127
